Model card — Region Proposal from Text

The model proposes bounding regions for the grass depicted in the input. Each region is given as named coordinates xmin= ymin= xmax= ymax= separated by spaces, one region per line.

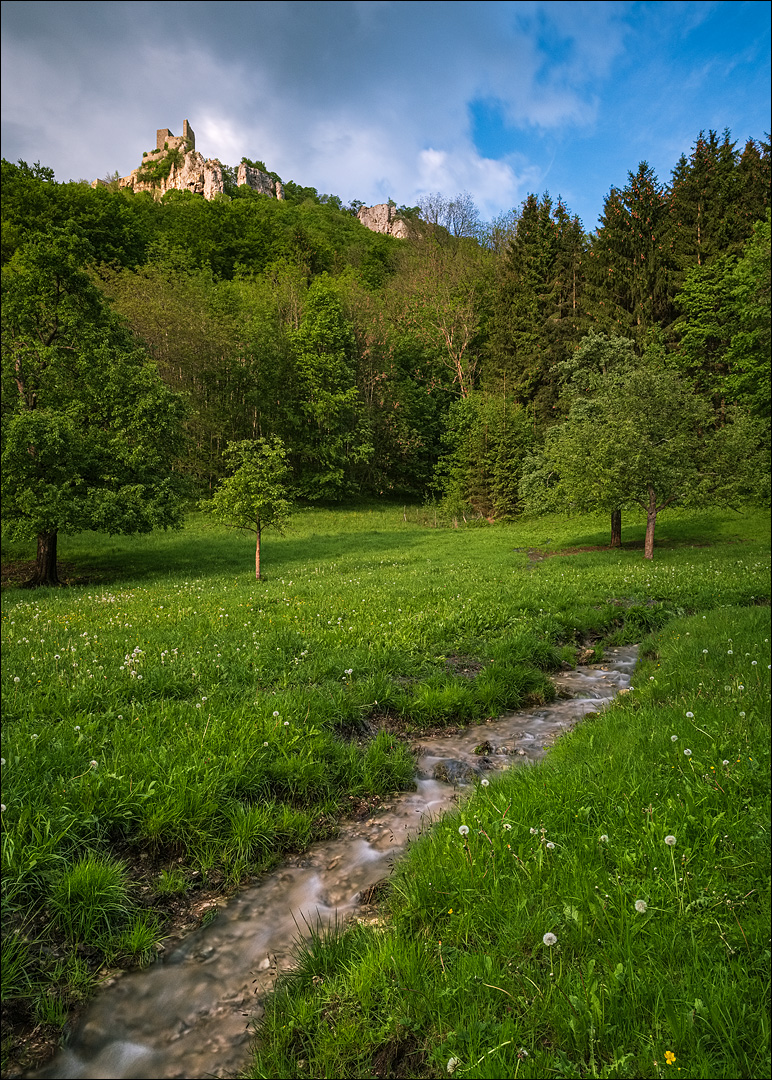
xmin=247 ymin=605 xmax=771 ymax=1080
xmin=0 ymin=501 xmax=769 ymax=1073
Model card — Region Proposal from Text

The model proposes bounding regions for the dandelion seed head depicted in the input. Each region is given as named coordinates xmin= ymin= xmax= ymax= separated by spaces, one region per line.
xmin=542 ymin=932 xmax=557 ymax=946
xmin=481 ymin=778 xmax=489 ymax=787
xmin=13 ymin=676 xmax=20 ymax=684
xmin=458 ymin=825 xmax=469 ymax=836
xmin=723 ymin=760 xmax=729 ymax=766
xmin=546 ymin=841 xmax=555 ymax=850
xmin=671 ymin=735 xmax=678 ymax=741
xmin=686 ymin=712 xmax=694 ymax=718
xmin=89 ymin=760 xmax=98 ymax=769
xmin=684 ymin=749 xmax=692 ymax=756
xmin=664 ymin=835 xmax=676 ymax=846
xmin=634 ymin=899 xmax=648 ymax=913
xmin=600 ymin=835 xmax=609 ymax=843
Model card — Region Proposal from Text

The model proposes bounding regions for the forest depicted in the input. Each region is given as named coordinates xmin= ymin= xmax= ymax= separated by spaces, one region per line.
xmin=2 ymin=127 xmax=770 ymax=583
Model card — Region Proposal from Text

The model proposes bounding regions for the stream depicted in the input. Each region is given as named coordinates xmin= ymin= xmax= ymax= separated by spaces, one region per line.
xmin=32 ymin=646 xmax=638 ymax=1080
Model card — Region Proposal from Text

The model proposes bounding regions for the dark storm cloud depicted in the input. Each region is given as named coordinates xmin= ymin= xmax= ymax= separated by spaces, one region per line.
xmin=3 ymin=1 xmax=620 ymax=210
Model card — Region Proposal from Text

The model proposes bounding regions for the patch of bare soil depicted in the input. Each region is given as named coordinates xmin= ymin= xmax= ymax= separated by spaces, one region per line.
xmin=444 ymin=652 xmax=485 ymax=678
xmin=1 ymin=561 xmax=103 ymax=590
xmin=514 ymin=538 xmax=728 ymax=561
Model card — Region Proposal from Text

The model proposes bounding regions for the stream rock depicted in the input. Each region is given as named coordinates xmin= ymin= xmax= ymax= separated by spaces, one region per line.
xmin=432 ymin=759 xmax=481 ymax=784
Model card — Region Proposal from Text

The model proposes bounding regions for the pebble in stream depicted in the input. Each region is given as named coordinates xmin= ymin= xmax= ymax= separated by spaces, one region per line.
xmin=31 ymin=646 xmax=638 ymax=1080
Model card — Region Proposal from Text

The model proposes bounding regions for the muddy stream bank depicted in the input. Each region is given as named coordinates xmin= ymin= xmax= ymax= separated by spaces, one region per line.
xmin=31 ymin=646 xmax=638 ymax=1080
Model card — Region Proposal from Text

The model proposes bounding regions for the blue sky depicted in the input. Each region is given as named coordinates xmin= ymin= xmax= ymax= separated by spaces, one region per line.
xmin=1 ymin=1 xmax=769 ymax=231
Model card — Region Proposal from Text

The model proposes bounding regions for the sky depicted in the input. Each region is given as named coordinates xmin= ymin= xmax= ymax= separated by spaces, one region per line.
xmin=1 ymin=0 xmax=769 ymax=231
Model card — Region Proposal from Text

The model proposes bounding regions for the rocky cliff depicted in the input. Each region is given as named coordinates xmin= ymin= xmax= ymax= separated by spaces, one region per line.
xmin=93 ymin=122 xmax=412 ymax=240
xmin=357 ymin=203 xmax=412 ymax=238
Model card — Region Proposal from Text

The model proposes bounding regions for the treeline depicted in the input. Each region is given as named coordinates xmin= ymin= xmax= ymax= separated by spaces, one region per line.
xmin=2 ymin=129 xmax=769 ymax=519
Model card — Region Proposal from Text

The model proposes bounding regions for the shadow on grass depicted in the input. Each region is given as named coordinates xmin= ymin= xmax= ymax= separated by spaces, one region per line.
xmin=1 ymin=522 xmax=427 ymax=590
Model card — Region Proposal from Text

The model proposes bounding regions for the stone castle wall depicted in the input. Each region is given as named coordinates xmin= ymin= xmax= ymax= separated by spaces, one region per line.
xmin=156 ymin=120 xmax=195 ymax=152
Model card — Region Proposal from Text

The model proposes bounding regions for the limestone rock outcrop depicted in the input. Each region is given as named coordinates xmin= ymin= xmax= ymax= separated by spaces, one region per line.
xmin=237 ymin=163 xmax=284 ymax=199
xmin=117 ymin=149 xmax=225 ymax=200
xmin=93 ymin=120 xmax=284 ymax=202
xmin=357 ymin=203 xmax=412 ymax=239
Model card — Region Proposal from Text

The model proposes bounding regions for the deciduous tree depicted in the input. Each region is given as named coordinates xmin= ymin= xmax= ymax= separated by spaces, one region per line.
xmin=204 ymin=437 xmax=292 ymax=580
xmin=1 ymin=230 xmax=188 ymax=585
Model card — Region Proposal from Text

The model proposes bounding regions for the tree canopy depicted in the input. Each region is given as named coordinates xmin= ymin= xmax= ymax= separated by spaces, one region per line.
xmin=1 ymin=229 xmax=188 ymax=584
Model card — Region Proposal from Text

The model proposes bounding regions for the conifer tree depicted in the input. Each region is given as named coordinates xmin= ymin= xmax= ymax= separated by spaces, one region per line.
xmin=588 ymin=162 xmax=673 ymax=339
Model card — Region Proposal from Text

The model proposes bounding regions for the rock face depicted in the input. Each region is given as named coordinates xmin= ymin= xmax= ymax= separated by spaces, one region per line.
xmin=357 ymin=203 xmax=412 ymax=239
xmin=120 ymin=149 xmax=225 ymax=200
xmin=237 ymin=163 xmax=284 ymax=199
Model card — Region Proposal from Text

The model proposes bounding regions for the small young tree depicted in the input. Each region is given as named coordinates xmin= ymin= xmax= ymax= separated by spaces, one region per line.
xmin=205 ymin=438 xmax=292 ymax=579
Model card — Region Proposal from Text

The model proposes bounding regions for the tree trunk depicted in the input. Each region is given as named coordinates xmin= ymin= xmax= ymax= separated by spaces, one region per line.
xmin=24 ymin=532 xmax=60 ymax=587
xmin=610 ymin=509 xmax=622 ymax=548
xmin=255 ymin=527 xmax=262 ymax=580
xmin=644 ymin=487 xmax=657 ymax=560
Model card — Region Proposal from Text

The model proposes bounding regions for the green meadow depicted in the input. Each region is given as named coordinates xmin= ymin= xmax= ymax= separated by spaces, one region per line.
xmin=1 ymin=504 xmax=770 ymax=1077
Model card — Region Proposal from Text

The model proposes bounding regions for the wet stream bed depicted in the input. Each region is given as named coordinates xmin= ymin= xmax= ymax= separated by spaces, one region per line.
xmin=31 ymin=646 xmax=638 ymax=1080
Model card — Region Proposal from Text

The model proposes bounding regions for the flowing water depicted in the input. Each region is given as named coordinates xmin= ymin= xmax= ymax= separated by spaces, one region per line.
xmin=32 ymin=646 xmax=638 ymax=1080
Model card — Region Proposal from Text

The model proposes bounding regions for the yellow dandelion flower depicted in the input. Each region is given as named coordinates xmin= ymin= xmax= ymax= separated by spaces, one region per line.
xmin=665 ymin=1050 xmax=676 ymax=1065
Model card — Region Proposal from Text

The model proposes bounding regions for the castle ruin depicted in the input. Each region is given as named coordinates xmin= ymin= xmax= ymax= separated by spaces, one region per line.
xmin=91 ymin=120 xmax=410 ymax=240
xmin=156 ymin=120 xmax=195 ymax=152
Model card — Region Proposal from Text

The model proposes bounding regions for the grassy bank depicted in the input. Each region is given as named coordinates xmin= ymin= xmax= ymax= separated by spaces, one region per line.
xmin=248 ymin=604 xmax=771 ymax=1080
xmin=1 ymin=504 xmax=769 ymax=1072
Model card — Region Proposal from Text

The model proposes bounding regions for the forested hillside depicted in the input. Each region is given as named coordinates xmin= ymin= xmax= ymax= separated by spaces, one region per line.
xmin=3 ymin=129 xmax=769 ymax=533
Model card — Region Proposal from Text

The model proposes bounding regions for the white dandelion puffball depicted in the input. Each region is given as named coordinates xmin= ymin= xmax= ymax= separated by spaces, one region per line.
xmin=458 ymin=825 xmax=469 ymax=836
xmin=684 ymin=749 xmax=692 ymax=757
xmin=543 ymin=932 xmax=558 ymax=946
xmin=634 ymin=900 xmax=648 ymax=913
xmin=600 ymin=834 xmax=609 ymax=843
xmin=671 ymin=735 xmax=678 ymax=741
xmin=664 ymin=835 xmax=676 ymax=846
